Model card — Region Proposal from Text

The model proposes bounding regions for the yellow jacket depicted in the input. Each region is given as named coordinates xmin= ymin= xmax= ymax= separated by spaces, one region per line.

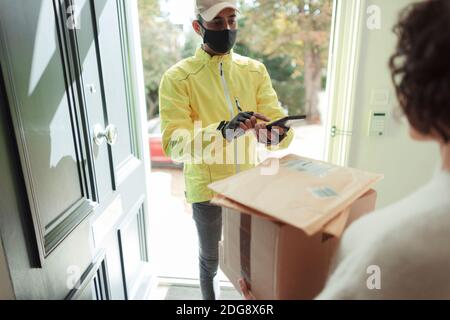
xmin=159 ymin=47 xmax=294 ymax=203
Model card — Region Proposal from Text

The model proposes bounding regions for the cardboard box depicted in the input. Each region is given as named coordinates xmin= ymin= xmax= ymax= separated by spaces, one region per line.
xmin=208 ymin=155 xmax=383 ymax=299
xmin=209 ymin=155 xmax=383 ymax=236
xmin=217 ymin=190 xmax=377 ymax=300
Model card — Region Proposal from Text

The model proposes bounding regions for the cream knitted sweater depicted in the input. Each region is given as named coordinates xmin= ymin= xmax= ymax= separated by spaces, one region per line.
xmin=317 ymin=169 xmax=450 ymax=299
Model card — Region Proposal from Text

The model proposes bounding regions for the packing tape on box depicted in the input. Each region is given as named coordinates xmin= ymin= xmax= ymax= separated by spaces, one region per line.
xmin=211 ymin=194 xmax=354 ymax=290
xmin=240 ymin=213 xmax=252 ymax=285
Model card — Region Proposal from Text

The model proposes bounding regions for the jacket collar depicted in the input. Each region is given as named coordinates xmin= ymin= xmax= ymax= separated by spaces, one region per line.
xmin=195 ymin=47 xmax=233 ymax=66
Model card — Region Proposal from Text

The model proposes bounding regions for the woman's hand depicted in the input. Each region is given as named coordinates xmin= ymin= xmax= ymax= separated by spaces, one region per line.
xmin=238 ymin=278 xmax=256 ymax=300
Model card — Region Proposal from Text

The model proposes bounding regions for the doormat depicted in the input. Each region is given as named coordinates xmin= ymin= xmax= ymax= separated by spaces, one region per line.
xmin=164 ymin=285 xmax=242 ymax=300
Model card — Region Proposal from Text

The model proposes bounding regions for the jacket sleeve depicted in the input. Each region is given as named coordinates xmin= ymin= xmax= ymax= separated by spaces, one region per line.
xmin=159 ymin=73 xmax=224 ymax=163
xmin=255 ymin=64 xmax=295 ymax=151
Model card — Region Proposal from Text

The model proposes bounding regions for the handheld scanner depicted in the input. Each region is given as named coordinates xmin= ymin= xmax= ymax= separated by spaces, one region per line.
xmin=266 ymin=115 xmax=307 ymax=130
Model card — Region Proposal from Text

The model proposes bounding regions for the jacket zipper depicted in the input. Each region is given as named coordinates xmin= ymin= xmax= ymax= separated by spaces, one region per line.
xmin=219 ymin=61 xmax=240 ymax=173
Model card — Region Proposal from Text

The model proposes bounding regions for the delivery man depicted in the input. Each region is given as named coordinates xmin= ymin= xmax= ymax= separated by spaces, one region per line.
xmin=159 ymin=0 xmax=294 ymax=300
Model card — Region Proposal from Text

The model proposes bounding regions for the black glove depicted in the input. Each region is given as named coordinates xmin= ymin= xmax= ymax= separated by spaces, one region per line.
xmin=217 ymin=111 xmax=255 ymax=141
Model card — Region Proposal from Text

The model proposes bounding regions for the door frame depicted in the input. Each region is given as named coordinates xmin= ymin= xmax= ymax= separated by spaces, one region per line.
xmin=324 ymin=0 xmax=366 ymax=166
xmin=123 ymin=0 xmax=152 ymax=190
xmin=121 ymin=0 xmax=156 ymax=297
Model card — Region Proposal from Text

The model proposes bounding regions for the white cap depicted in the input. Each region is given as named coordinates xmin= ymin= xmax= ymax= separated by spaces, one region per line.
xmin=195 ymin=0 xmax=239 ymax=22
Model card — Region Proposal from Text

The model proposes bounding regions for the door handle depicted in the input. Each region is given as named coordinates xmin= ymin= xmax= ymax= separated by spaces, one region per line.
xmin=93 ymin=124 xmax=118 ymax=146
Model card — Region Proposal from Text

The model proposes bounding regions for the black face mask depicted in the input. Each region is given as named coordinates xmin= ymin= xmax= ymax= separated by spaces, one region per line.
xmin=199 ymin=23 xmax=237 ymax=54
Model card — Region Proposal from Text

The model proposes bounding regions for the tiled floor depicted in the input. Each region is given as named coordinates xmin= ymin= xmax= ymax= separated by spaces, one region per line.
xmin=148 ymin=279 xmax=242 ymax=300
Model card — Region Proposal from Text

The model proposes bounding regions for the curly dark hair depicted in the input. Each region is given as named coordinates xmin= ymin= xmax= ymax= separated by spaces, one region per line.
xmin=389 ymin=0 xmax=450 ymax=142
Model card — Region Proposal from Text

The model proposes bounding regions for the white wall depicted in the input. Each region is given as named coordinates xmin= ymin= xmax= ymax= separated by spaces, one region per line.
xmin=348 ymin=0 xmax=440 ymax=209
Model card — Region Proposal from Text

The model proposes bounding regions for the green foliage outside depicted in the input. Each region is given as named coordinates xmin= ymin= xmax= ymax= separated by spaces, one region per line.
xmin=139 ymin=0 xmax=333 ymax=122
